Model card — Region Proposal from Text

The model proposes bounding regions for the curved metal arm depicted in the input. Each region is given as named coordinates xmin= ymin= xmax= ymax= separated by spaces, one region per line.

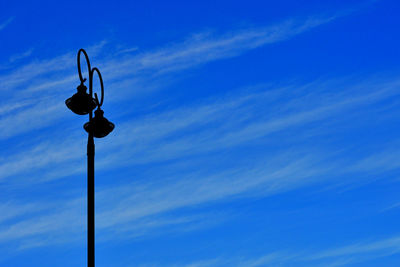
xmin=77 ymin=49 xmax=91 ymax=84
xmin=77 ymin=49 xmax=105 ymax=108
xmin=90 ymin=67 xmax=104 ymax=108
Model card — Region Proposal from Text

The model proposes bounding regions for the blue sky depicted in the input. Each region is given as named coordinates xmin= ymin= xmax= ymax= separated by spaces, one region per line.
xmin=0 ymin=0 xmax=400 ymax=266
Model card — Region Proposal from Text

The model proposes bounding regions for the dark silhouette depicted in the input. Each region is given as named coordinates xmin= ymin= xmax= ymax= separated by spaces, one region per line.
xmin=65 ymin=49 xmax=114 ymax=267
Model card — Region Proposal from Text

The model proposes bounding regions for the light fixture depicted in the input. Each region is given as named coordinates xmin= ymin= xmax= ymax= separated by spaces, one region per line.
xmin=65 ymin=82 xmax=97 ymax=115
xmin=84 ymin=108 xmax=115 ymax=138
xmin=65 ymin=48 xmax=115 ymax=267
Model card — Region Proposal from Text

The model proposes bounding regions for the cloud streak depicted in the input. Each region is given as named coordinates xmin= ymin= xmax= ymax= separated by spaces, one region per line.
xmin=0 ymin=8 xmax=399 ymax=265
xmin=162 ymin=235 xmax=400 ymax=267
xmin=0 ymin=17 xmax=14 ymax=31
xmin=0 ymin=14 xmax=339 ymax=142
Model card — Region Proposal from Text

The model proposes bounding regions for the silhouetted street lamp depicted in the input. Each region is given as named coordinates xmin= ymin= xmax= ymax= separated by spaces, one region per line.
xmin=66 ymin=48 xmax=114 ymax=267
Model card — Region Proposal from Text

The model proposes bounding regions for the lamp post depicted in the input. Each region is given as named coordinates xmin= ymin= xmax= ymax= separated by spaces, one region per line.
xmin=65 ymin=49 xmax=114 ymax=267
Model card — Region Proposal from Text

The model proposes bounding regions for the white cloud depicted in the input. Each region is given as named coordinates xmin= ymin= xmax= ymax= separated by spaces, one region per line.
xmin=0 ymin=17 xmax=14 ymax=31
xmin=0 ymin=14 xmax=340 ymax=142
xmin=0 ymin=152 xmax=321 ymax=249
xmin=161 ymin=235 xmax=400 ymax=267
xmin=0 ymin=8 xmax=398 ymax=260
xmin=8 ymin=48 xmax=34 ymax=63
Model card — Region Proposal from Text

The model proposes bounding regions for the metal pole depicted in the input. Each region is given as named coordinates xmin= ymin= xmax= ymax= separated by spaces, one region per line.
xmin=87 ymin=113 xmax=95 ymax=267
xmin=73 ymin=48 xmax=111 ymax=267
xmin=87 ymin=53 xmax=95 ymax=267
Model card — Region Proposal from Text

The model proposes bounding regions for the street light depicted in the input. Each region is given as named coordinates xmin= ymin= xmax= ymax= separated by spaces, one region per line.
xmin=65 ymin=48 xmax=114 ymax=267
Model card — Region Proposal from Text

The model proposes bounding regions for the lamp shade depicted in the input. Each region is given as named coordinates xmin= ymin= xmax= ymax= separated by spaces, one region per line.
xmin=65 ymin=84 xmax=97 ymax=115
xmin=84 ymin=109 xmax=115 ymax=138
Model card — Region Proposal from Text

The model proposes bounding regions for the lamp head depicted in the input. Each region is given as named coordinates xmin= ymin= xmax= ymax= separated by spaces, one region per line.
xmin=84 ymin=108 xmax=115 ymax=138
xmin=65 ymin=83 xmax=97 ymax=115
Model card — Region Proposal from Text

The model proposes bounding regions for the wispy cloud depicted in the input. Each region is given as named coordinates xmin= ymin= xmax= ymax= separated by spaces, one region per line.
xmin=0 ymin=68 xmax=399 ymax=251
xmin=106 ymin=15 xmax=336 ymax=77
xmin=0 ymin=202 xmax=48 ymax=225
xmin=0 ymin=17 xmax=14 ymax=31
xmin=8 ymin=48 xmax=34 ymax=63
xmin=0 ymin=13 xmax=354 ymax=187
xmin=309 ymin=236 xmax=400 ymax=261
xmin=0 ymin=14 xmax=339 ymax=142
xmin=161 ymin=235 xmax=400 ymax=267
xmin=382 ymin=202 xmax=400 ymax=212
xmin=1 ymin=74 xmax=399 ymax=184
xmin=0 ymin=8 xmax=398 ymax=260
